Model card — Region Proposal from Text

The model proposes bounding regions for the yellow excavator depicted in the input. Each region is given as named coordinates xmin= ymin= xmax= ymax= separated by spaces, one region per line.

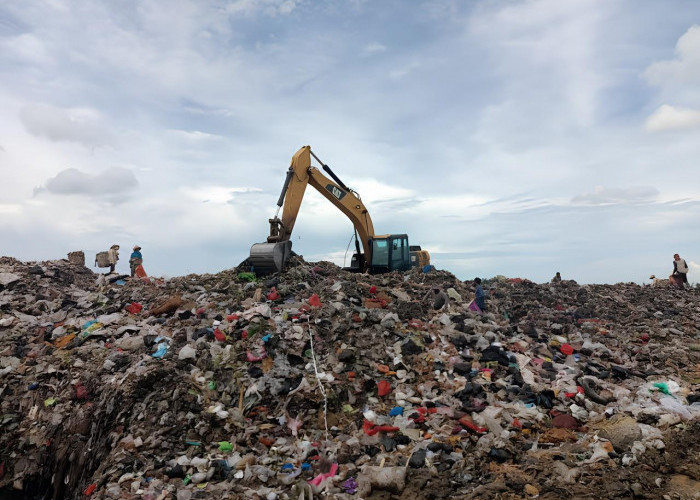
xmin=247 ymin=146 xmax=430 ymax=275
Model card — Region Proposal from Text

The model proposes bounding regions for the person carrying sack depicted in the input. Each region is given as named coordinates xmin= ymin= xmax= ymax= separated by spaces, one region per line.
xmin=672 ymin=253 xmax=689 ymax=289
xmin=107 ymin=245 xmax=120 ymax=274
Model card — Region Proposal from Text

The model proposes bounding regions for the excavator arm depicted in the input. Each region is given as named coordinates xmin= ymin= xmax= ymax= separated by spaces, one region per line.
xmin=249 ymin=146 xmax=376 ymax=273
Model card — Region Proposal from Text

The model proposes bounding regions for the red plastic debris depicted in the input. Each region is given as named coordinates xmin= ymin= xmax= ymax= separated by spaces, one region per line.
xmin=226 ymin=314 xmax=240 ymax=321
xmin=408 ymin=319 xmax=424 ymax=329
xmin=369 ymin=285 xmax=377 ymax=294
xmin=377 ymin=380 xmax=391 ymax=396
xmin=214 ymin=329 xmax=226 ymax=342
xmin=259 ymin=436 xmax=274 ymax=447
xmin=84 ymin=483 xmax=97 ymax=496
xmin=363 ymin=420 xmax=399 ymax=436
xmin=308 ymin=294 xmax=322 ymax=308
xmin=75 ymin=383 xmax=89 ymax=401
xmin=640 ymin=333 xmax=650 ymax=343
xmin=410 ymin=407 xmax=435 ymax=423
xmin=125 ymin=302 xmax=142 ymax=314
xmin=196 ymin=307 xmax=206 ymax=318
xmin=511 ymin=418 xmax=522 ymax=428
xmin=560 ymin=343 xmax=574 ymax=356
xmin=458 ymin=416 xmax=488 ymax=433
xmin=266 ymin=287 xmax=281 ymax=301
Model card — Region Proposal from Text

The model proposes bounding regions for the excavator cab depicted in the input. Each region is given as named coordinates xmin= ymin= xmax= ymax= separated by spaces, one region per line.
xmin=367 ymin=234 xmax=411 ymax=274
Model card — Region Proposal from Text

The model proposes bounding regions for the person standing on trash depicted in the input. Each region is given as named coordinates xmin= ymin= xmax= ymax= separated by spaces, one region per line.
xmin=672 ymin=253 xmax=689 ymax=289
xmin=129 ymin=245 xmax=143 ymax=277
xmin=551 ymin=272 xmax=562 ymax=283
xmin=474 ymin=277 xmax=486 ymax=311
xmin=107 ymin=244 xmax=120 ymax=274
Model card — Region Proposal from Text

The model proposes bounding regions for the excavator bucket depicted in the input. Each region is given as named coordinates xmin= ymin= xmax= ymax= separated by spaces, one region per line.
xmin=247 ymin=241 xmax=292 ymax=275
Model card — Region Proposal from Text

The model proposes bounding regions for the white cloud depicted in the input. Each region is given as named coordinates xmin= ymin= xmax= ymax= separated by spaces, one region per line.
xmin=363 ymin=42 xmax=387 ymax=55
xmin=645 ymin=25 xmax=700 ymax=90
xmin=181 ymin=185 xmax=263 ymax=203
xmin=571 ymin=186 xmax=659 ymax=206
xmin=469 ymin=0 xmax=609 ymax=130
xmin=0 ymin=204 xmax=22 ymax=215
xmin=224 ymin=0 xmax=300 ymax=16
xmin=19 ymin=103 xmax=113 ymax=148
xmin=389 ymin=61 xmax=422 ymax=79
xmin=645 ymin=104 xmax=700 ymax=132
xmin=38 ymin=167 xmax=138 ymax=197
xmin=1 ymin=33 xmax=51 ymax=65
xmin=166 ymin=129 xmax=225 ymax=142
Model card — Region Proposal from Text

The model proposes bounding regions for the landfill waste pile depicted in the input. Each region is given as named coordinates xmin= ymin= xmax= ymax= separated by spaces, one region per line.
xmin=1 ymin=254 xmax=699 ymax=500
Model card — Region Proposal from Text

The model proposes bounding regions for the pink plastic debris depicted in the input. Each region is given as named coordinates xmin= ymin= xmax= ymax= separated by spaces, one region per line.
xmin=468 ymin=300 xmax=482 ymax=312
xmin=308 ymin=463 xmax=338 ymax=487
xmin=246 ymin=347 xmax=267 ymax=362
xmin=287 ymin=417 xmax=303 ymax=436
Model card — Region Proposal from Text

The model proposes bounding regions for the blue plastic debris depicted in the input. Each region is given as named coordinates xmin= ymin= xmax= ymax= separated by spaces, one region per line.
xmin=281 ymin=463 xmax=295 ymax=471
xmin=152 ymin=343 xmax=168 ymax=358
xmin=301 ymin=463 xmax=311 ymax=471
xmin=389 ymin=406 xmax=404 ymax=416
xmin=82 ymin=320 xmax=97 ymax=330
xmin=262 ymin=334 xmax=272 ymax=343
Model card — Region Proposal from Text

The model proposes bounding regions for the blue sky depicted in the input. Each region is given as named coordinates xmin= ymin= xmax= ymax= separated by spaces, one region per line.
xmin=1 ymin=0 xmax=699 ymax=284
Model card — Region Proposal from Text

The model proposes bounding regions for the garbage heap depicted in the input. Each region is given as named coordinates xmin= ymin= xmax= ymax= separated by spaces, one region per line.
xmin=1 ymin=255 xmax=699 ymax=500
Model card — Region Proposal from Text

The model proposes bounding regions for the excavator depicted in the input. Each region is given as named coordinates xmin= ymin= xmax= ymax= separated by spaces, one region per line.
xmin=247 ymin=146 xmax=430 ymax=275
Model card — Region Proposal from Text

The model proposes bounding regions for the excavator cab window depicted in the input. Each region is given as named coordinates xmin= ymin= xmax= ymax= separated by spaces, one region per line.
xmin=371 ymin=239 xmax=389 ymax=270
xmin=370 ymin=235 xmax=410 ymax=273
xmin=391 ymin=236 xmax=409 ymax=270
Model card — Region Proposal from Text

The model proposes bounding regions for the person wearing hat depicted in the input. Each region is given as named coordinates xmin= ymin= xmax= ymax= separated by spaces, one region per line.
xmin=107 ymin=244 xmax=120 ymax=274
xmin=129 ymin=245 xmax=143 ymax=277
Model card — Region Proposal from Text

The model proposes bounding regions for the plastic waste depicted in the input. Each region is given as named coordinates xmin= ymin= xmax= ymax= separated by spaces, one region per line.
xmin=308 ymin=463 xmax=338 ymax=487
xmin=308 ymin=293 xmax=322 ymax=307
xmin=218 ymin=441 xmax=233 ymax=452
xmin=125 ymin=302 xmax=143 ymax=314
xmin=152 ymin=343 xmax=169 ymax=358
xmin=342 ymin=476 xmax=358 ymax=494
xmin=377 ymin=380 xmax=391 ymax=396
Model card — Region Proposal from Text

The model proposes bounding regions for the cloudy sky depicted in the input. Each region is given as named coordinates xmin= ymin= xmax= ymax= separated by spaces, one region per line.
xmin=1 ymin=0 xmax=699 ymax=284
